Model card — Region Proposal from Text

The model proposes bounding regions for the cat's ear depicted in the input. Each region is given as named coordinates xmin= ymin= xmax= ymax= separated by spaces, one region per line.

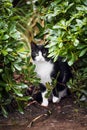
xmin=31 ymin=42 xmax=37 ymax=49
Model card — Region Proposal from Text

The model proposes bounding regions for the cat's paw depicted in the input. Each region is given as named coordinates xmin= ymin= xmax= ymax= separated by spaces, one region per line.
xmin=52 ymin=96 xmax=60 ymax=103
xmin=41 ymin=100 xmax=49 ymax=107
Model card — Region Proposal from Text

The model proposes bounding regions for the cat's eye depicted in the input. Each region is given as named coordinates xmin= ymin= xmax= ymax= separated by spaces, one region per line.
xmin=36 ymin=53 xmax=39 ymax=56
xmin=43 ymin=52 xmax=46 ymax=56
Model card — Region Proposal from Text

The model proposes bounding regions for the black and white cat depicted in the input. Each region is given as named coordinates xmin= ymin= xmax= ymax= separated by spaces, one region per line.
xmin=31 ymin=42 xmax=72 ymax=106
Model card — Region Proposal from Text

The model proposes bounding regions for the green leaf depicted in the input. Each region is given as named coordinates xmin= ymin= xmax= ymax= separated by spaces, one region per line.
xmin=68 ymin=60 xmax=73 ymax=66
xmin=13 ymin=89 xmax=23 ymax=97
xmin=10 ymin=31 xmax=20 ymax=39
xmin=77 ymin=45 xmax=87 ymax=49
xmin=2 ymin=34 xmax=9 ymax=40
xmin=0 ymin=69 xmax=3 ymax=73
xmin=16 ymin=96 xmax=32 ymax=101
xmin=9 ymin=24 xmax=16 ymax=34
xmin=14 ymin=64 xmax=22 ymax=71
xmin=29 ymin=64 xmax=36 ymax=72
xmin=1 ymin=49 xmax=8 ymax=56
xmin=17 ymin=84 xmax=28 ymax=89
xmin=59 ymin=42 xmax=63 ymax=48
xmin=6 ymin=48 xmax=13 ymax=52
xmin=68 ymin=53 xmax=75 ymax=66
xmin=79 ymin=48 xmax=87 ymax=57
xmin=17 ymin=102 xmax=24 ymax=114
xmin=48 ymin=51 xmax=55 ymax=58
xmin=73 ymin=39 xmax=79 ymax=46
xmin=1 ymin=106 xmax=8 ymax=118
xmin=81 ymin=90 xmax=87 ymax=95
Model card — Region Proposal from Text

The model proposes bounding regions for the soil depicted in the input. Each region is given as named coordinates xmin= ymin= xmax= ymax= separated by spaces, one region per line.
xmin=0 ymin=95 xmax=87 ymax=130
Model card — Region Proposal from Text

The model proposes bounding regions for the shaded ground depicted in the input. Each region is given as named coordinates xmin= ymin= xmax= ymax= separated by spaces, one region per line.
xmin=0 ymin=95 xmax=87 ymax=130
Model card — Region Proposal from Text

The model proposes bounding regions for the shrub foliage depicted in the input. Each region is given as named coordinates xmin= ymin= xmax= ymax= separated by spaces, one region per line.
xmin=22 ymin=0 xmax=87 ymax=104
xmin=0 ymin=0 xmax=87 ymax=117
xmin=23 ymin=0 xmax=87 ymax=104
xmin=0 ymin=0 xmax=40 ymax=117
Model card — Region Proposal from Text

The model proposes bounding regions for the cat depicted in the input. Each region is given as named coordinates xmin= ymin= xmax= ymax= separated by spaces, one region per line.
xmin=31 ymin=42 xmax=72 ymax=106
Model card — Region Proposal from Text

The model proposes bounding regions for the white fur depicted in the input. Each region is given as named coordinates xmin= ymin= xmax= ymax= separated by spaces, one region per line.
xmin=52 ymin=96 xmax=60 ymax=103
xmin=33 ymin=51 xmax=53 ymax=85
xmin=52 ymin=88 xmax=67 ymax=103
xmin=32 ymin=51 xmax=67 ymax=106
xmin=35 ymin=51 xmax=45 ymax=62
xmin=41 ymin=91 xmax=49 ymax=106
xmin=32 ymin=51 xmax=53 ymax=106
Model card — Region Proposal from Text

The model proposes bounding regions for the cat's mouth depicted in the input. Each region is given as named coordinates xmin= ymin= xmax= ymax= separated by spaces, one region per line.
xmin=35 ymin=57 xmax=45 ymax=62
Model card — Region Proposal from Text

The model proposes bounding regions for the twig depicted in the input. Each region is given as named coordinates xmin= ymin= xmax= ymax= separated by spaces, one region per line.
xmin=27 ymin=113 xmax=48 ymax=128
xmin=26 ymin=100 xmax=37 ymax=107
xmin=26 ymin=100 xmax=50 ymax=110
xmin=26 ymin=100 xmax=52 ymax=128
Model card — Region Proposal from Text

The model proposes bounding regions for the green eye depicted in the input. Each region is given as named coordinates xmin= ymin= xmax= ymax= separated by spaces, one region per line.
xmin=43 ymin=53 xmax=46 ymax=56
xmin=36 ymin=53 xmax=39 ymax=56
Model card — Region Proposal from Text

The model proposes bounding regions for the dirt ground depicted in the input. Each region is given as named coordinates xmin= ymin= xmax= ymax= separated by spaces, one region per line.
xmin=0 ymin=95 xmax=87 ymax=130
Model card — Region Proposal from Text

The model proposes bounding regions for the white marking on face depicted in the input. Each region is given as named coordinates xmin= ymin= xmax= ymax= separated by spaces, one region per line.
xmin=35 ymin=51 xmax=45 ymax=62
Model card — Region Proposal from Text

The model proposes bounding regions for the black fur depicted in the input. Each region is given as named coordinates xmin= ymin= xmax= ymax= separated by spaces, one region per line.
xmin=31 ymin=42 xmax=72 ymax=104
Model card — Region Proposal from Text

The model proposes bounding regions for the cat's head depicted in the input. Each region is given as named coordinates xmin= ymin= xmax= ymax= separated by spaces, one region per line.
xmin=31 ymin=42 xmax=49 ymax=62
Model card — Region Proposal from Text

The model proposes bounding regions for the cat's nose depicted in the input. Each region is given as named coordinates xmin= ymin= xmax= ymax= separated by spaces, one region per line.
xmin=40 ymin=58 xmax=45 ymax=61
xmin=36 ymin=56 xmax=45 ymax=61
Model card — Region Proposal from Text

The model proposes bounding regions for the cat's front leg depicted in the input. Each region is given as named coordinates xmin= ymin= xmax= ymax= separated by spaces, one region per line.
xmin=41 ymin=90 xmax=49 ymax=106
xmin=52 ymin=87 xmax=61 ymax=103
xmin=39 ymin=83 xmax=49 ymax=106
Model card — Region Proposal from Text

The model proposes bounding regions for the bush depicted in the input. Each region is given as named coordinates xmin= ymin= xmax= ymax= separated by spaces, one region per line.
xmin=21 ymin=0 xmax=87 ymax=104
xmin=0 ymin=0 xmax=40 ymax=117
xmin=1 ymin=0 xmax=87 ymax=117
xmin=43 ymin=0 xmax=87 ymax=104
xmin=41 ymin=0 xmax=87 ymax=104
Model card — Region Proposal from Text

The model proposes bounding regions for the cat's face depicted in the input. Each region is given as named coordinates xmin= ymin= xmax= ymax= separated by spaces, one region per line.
xmin=31 ymin=42 xmax=49 ymax=62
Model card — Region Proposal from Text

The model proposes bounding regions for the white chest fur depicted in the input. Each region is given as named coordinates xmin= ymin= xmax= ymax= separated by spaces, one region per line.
xmin=33 ymin=61 xmax=53 ymax=85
